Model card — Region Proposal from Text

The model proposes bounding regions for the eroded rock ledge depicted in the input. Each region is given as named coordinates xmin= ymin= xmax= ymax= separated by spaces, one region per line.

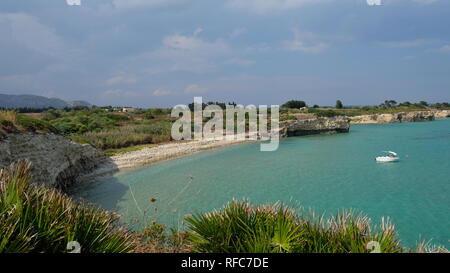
xmin=349 ymin=111 xmax=439 ymax=124
xmin=0 ymin=133 xmax=111 ymax=190
xmin=280 ymin=116 xmax=350 ymax=137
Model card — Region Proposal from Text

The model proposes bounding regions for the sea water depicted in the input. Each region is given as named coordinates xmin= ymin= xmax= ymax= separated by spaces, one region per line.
xmin=73 ymin=118 xmax=450 ymax=248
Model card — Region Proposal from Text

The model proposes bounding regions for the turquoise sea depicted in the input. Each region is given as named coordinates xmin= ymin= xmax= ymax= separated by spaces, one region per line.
xmin=74 ymin=118 xmax=450 ymax=248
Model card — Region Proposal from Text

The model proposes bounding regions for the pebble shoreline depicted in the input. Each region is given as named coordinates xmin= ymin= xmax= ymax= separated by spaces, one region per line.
xmin=80 ymin=138 xmax=252 ymax=182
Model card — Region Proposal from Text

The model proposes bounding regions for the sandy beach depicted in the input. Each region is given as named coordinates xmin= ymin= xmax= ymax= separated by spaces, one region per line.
xmin=79 ymin=137 xmax=251 ymax=182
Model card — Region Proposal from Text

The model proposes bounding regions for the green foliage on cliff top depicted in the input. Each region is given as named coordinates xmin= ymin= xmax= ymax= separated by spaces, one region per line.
xmin=39 ymin=108 xmax=174 ymax=149
xmin=0 ymin=110 xmax=58 ymax=134
xmin=43 ymin=108 xmax=131 ymax=135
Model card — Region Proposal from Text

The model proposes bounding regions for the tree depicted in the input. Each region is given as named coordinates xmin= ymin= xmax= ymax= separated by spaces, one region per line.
xmin=382 ymin=100 xmax=397 ymax=108
xmin=419 ymin=101 xmax=428 ymax=107
xmin=398 ymin=101 xmax=411 ymax=107
xmin=281 ymin=100 xmax=307 ymax=109
xmin=335 ymin=100 xmax=343 ymax=109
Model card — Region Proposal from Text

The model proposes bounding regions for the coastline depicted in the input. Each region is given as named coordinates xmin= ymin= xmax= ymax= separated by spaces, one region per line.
xmin=79 ymin=110 xmax=450 ymax=182
xmin=79 ymin=137 xmax=252 ymax=182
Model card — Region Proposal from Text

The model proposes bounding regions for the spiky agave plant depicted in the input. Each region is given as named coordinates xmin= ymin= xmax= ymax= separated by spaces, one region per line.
xmin=186 ymin=200 xmax=305 ymax=253
xmin=0 ymin=160 xmax=134 ymax=253
xmin=294 ymin=209 xmax=402 ymax=253
xmin=186 ymin=200 xmax=405 ymax=253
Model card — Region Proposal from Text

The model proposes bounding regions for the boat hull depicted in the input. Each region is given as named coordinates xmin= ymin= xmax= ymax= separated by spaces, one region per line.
xmin=376 ymin=156 xmax=399 ymax=163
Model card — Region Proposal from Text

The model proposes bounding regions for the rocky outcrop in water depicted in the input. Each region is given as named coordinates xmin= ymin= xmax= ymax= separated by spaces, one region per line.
xmin=350 ymin=111 xmax=436 ymax=124
xmin=0 ymin=133 xmax=109 ymax=190
xmin=280 ymin=116 xmax=350 ymax=137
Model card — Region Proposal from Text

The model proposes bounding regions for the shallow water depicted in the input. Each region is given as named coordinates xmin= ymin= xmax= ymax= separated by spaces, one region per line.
xmin=74 ymin=119 xmax=450 ymax=248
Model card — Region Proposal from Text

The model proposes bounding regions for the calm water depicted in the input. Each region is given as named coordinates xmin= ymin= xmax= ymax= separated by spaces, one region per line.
xmin=74 ymin=119 xmax=450 ymax=248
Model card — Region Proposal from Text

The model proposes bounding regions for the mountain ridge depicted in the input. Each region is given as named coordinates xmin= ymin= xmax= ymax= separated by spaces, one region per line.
xmin=0 ymin=94 xmax=91 ymax=109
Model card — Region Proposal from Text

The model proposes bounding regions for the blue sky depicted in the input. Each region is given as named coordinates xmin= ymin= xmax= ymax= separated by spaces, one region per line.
xmin=1 ymin=0 xmax=450 ymax=107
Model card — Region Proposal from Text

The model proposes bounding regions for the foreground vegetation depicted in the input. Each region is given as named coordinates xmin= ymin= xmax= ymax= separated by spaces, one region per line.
xmin=0 ymin=160 xmax=133 ymax=253
xmin=186 ymin=200 xmax=403 ymax=253
xmin=0 ymin=161 xmax=447 ymax=253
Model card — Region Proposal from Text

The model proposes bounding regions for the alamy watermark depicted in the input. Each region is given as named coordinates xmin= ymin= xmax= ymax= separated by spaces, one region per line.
xmin=66 ymin=0 xmax=81 ymax=6
xmin=367 ymin=0 xmax=382 ymax=6
xmin=171 ymin=97 xmax=280 ymax=152
xmin=66 ymin=241 xmax=81 ymax=253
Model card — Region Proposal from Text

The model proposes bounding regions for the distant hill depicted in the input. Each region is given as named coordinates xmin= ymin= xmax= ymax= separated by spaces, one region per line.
xmin=0 ymin=94 xmax=91 ymax=109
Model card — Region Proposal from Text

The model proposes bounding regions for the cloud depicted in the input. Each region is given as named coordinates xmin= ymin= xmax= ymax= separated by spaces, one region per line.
xmin=226 ymin=0 xmax=441 ymax=14
xmin=105 ymin=73 xmax=137 ymax=85
xmin=412 ymin=0 xmax=439 ymax=4
xmin=229 ymin=27 xmax=247 ymax=39
xmin=439 ymin=45 xmax=450 ymax=52
xmin=140 ymin=32 xmax=231 ymax=74
xmin=379 ymin=39 xmax=434 ymax=48
xmin=184 ymin=84 xmax=208 ymax=94
xmin=283 ymin=28 xmax=329 ymax=54
xmin=0 ymin=13 xmax=67 ymax=57
xmin=102 ymin=89 xmax=138 ymax=97
xmin=225 ymin=0 xmax=329 ymax=14
xmin=152 ymin=88 xmax=174 ymax=96
xmin=225 ymin=58 xmax=255 ymax=67
xmin=112 ymin=0 xmax=189 ymax=10
xmin=161 ymin=34 xmax=229 ymax=53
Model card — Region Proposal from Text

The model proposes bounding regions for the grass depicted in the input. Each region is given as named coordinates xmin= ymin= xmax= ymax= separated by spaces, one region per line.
xmin=0 ymin=110 xmax=58 ymax=134
xmin=105 ymin=144 xmax=158 ymax=156
xmin=132 ymin=221 xmax=193 ymax=253
xmin=186 ymin=200 xmax=448 ymax=253
xmin=0 ymin=110 xmax=17 ymax=123
xmin=38 ymin=108 xmax=175 ymax=150
xmin=0 ymin=160 xmax=134 ymax=253
xmin=69 ymin=121 xmax=172 ymax=150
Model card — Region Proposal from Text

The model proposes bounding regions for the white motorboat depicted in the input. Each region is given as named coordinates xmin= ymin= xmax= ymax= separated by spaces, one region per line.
xmin=376 ymin=151 xmax=399 ymax=163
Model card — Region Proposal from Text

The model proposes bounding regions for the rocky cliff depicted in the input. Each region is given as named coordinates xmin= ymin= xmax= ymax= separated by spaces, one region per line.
xmin=280 ymin=116 xmax=350 ymax=137
xmin=433 ymin=110 xmax=450 ymax=118
xmin=0 ymin=133 xmax=109 ymax=190
xmin=349 ymin=111 xmax=436 ymax=124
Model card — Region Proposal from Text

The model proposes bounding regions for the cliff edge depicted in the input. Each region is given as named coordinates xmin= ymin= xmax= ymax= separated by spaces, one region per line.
xmin=280 ymin=116 xmax=350 ymax=137
xmin=349 ymin=111 xmax=438 ymax=124
xmin=0 ymin=132 xmax=110 ymax=190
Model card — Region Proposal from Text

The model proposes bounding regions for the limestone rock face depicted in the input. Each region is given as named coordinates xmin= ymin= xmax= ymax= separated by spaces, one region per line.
xmin=350 ymin=111 xmax=435 ymax=124
xmin=280 ymin=116 xmax=350 ymax=137
xmin=0 ymin=133 xmax=108 ymax=190
xmin=434 ymin=110 xmax=450 ymax=118
xmin=401 ymin=111 xmax=435 ymax=122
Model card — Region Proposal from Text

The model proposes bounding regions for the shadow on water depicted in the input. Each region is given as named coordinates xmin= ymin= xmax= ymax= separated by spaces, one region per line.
xmin=69 ymin=156 xmax=130 ymax=212
xmin=413 ymin=133 xmax=450 ymax=140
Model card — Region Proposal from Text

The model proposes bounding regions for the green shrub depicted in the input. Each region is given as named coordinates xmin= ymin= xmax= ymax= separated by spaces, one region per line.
xmin=133 ymin=221 xmax=192 ymax=253
xmin=70 ymin=121 xmax=172 ymax=149
xmin=0 ymin=110 xmax=17 ymax=123
xmin=186 ymin=200 xmax=404 ymax=253
xmin=15 ymin=115 xmax=58 ymax=133
xmin=280 ymin=115 xmax=297 ymax=121
xmin=309 ymin=109 xmax=341 ymax=117
xmin=281 ymin=100 xmax=307 ymax=109
xmin=0 ymin=160 xmax=134 ymax=253
xmin=46 ymin=109 xmax=130 ymax=135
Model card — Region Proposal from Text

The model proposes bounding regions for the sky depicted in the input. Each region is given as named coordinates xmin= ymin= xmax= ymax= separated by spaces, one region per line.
xmin=0 ymin=0 xmax=450 ymax=108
